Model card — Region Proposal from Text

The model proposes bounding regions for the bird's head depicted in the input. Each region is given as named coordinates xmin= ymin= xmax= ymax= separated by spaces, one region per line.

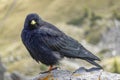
xmin=24 ymin=13 xmax=43 ymax=30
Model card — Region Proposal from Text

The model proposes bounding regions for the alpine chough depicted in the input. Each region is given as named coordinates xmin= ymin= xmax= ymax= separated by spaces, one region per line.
xmin=21 ymin=13 xmax=102 ymax=71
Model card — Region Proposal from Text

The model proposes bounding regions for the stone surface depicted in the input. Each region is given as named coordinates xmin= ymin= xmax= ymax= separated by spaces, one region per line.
xmin=0 ymin=57 xmax=28 ymax=80
xmin=0 ymin=57 xmax=6 ymax=80
xmin=31 ymin=67 xmax=120 ymax=80
xmin=10 ymin=71 xmax=28 ymax=80
xmin=32 ymin=69 xmax=72 ymax=80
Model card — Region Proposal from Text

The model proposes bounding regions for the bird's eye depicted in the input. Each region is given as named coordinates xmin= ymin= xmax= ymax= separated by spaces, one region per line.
xmin=30 ymin=20 xmax=36 ymax=25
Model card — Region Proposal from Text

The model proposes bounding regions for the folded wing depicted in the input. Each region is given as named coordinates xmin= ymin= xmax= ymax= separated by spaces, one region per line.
xmin=37 ymin=25 xmax=100 ymax=61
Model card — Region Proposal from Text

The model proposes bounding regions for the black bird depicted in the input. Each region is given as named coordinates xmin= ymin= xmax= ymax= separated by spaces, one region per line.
xmin=21 ymin=13 xmax=102 ymax=71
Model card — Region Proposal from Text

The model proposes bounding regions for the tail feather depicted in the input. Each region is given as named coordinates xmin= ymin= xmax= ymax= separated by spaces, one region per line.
xmin=85 ymin=59 xmax=103 ymax=69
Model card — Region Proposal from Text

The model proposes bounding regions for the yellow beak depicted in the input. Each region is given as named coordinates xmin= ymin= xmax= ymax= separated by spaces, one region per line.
xmin=31 ymin=20 xmax=36 ymax=25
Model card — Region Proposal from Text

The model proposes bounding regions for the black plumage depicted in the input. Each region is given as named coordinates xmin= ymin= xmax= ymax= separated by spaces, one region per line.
xmin=21 ymin=13 xmax=102 ymax=70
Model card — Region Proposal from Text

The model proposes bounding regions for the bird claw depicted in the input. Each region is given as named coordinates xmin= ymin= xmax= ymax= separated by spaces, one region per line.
xmin=40 ymin=67 xmax=59 ymax=74
xmin=53 ymin=66 xmax=60 ymax=70
xmin=40 ymin=71 xmax=49 ymax=74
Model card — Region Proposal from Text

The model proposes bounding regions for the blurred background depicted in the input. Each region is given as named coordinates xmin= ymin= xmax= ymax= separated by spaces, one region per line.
xmin=0 ymin=0 xmax=120 ymax=79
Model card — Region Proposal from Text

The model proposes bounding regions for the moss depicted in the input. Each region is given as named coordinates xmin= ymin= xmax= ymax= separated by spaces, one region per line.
xmin=40 ymin=65 xmax=47 ymax=71
xmin=97 ymin=49 xmax=111 ymax=58
xmin=67 ymin=8 xmax=89 ymax=26
xmin=103 ymin=56 xmax=120 ymax=73
xmin=86 ymin=32 xmax=101 ymax=44
xmin=113 ymin=57 xmax=120 ymax=73
xmin=112 ymin=10 xmax=120 ymax=20
xmin=89 ymin=11 xmax=102 ymax=27
xmin=85 ymin=28 xmax=102 ymax=45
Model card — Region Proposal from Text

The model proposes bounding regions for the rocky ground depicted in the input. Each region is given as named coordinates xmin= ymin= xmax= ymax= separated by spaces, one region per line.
xmin=32 ymin=67 xmax=120 ymax=80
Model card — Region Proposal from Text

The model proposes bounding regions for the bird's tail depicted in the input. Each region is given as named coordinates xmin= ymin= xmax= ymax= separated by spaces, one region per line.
xmin=85 ymin=59 xmax=103 ymax=69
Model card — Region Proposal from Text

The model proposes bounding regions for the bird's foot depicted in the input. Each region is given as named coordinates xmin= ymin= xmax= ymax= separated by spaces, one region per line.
xmin=38 ymin=72 xmax=54 ymax=80
xmin=40 ymin=71 xmax=49 ymax=74
xmin=40 ymin=67 xmax=59 ymax=74
xmin=51 ymin=66 xmax=60 ymax=70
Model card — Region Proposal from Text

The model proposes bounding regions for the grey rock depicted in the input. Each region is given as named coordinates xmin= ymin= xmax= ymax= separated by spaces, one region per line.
xmin=0 ymin=56 xmax=6 ymax=80
xmin=10 ymin=71 xmax=28 ymax=80
xmin=4 ymin=73 xmax=12 ymax=80
xmin=32 ymin=69 xmax=72 ymax=80
xmin=31 ymin=67 xmax=120 ymax=80
xmin=4 ymin=72 xmax=29 ymax=80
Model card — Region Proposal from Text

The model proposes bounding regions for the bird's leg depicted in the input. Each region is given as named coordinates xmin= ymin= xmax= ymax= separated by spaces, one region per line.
xmin=40 ymin=65 xmax=58 ymax=74
xmin=48 ymin=65 xmax=53 ymax=71
xmin=49 ymin=65 xmax=59 ymax=71
xmin=39 ymin=66 xmax=52 ymax=74
xmin=38 ymin=65 xmax=54 ymax=80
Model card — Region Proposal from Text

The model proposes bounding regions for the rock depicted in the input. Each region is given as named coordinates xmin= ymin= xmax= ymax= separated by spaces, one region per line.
xmin=0 ymin=56 xmax=28 ymax=80
xmin=4 ymin=72 xmax=12 ymax=80
xmin=4 ymin=71 xmax=29 ymax=80
xmin=31 ymin=67 xmax=120 ymax=80
xmin=0 ymin=56 xmax=6 ymax=80
xmin=10 ymin=71 xmax=28 ymax=80
xmin=32 ymin=69 xmax=72 ymax=80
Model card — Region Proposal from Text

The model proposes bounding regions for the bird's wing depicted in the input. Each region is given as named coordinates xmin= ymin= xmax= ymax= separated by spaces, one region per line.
xmin=37 ymin=26 xmax=100 ymax=61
